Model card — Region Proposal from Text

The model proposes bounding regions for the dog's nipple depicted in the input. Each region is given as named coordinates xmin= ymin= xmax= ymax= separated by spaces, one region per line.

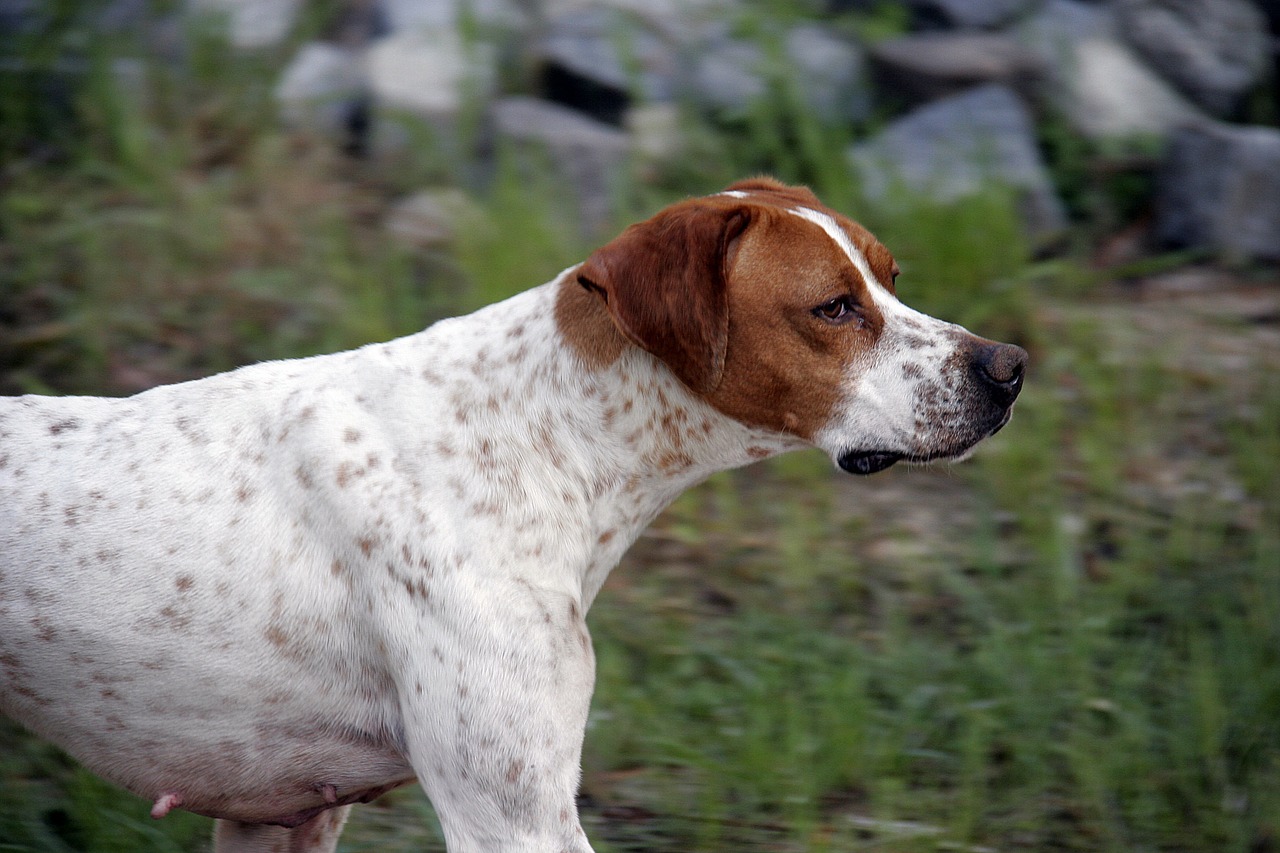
xmin=150 ymin=791 xmax=183 ymax=819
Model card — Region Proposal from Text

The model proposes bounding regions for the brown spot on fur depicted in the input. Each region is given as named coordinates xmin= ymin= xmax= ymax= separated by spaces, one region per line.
xmin=49 ymin=419 xmax=81 ymax=435
xmin=344 ymin=427 xmax=361 ymax=443
xmin=336 ymin=461 xmax=360 ymax=488
xmin=175 ymin=575 xmax=194 ymax=592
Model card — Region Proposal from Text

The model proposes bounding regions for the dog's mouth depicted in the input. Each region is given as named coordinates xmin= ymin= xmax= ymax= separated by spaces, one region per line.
xmin=837 ymin=450 xmax=903 ymax=476
xmin=838 ymin=409 xmax=1016 ymax=476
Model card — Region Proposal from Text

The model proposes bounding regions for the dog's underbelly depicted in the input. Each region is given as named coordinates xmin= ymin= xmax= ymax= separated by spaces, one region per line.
xmin=1 ymin=605 xmax=416 ymax=820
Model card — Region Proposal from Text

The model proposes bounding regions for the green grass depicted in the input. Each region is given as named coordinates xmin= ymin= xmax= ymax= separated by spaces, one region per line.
xmin=3 ymin=8 xmax=1280 ymax=853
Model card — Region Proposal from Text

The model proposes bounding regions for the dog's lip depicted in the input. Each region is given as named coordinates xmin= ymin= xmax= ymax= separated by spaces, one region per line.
xmin=837 ymin=408 xmax=1017 ymax=476
xmin=837 ymin=450 xmax=903 ymax=475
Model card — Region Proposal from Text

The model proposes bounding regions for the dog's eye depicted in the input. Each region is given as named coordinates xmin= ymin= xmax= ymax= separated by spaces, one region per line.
xmin=813 ymin=296 xmax=862 ymax=326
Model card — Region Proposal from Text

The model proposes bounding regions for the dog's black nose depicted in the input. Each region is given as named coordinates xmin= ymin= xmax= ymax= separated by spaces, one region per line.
xmin=973 ymin=343 xmax=1028 ymax=408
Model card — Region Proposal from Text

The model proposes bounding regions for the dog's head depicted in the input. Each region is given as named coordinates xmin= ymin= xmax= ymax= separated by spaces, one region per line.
xmin=568 ymin=177 xmax=1027 ymax=474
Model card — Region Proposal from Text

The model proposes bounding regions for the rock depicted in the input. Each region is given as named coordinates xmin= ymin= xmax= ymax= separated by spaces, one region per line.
xmin=187 ymin=0 xmax=300 ymax=49
xmin=368 ymin=29 xmax=496 ymax=119
xmin=1115 ymin=0 xmax=1269 ymax=116
xmin=385 ymin=188 xmax=486 ymax=249
xmin=367 ymin=28 xmax=497 ymax=158
xmin=690 ymin=37 xmax=766 ymax=115
xmin=1154 ymin=121 xmax=1280 ymax=261
xmin=626 ymin=102 xmax=683 ymax=162
xmin=275 ymin=41 xmax=365 ymax=135
xmin=1017 ymin=0 xmax=1204 ymax=140
xmin=907 ymin=0 xmax=1041 ymax=29
xmin=536 ymin=6 xmax=682 ymax=125
xmin=381 ymin=0 xmax=527 ymax=35
xmin=490 ymin=97 xmax=631 ymax=231
xmin=869 ymin=32 xmax=1043 ymax=105
xmin=848 ymin=84 xmax=1067 ymax=241
xmin=691 ymin=25 xmax=868 ymax=123
xmin=783 ymin=24 xmax=870 ymax=124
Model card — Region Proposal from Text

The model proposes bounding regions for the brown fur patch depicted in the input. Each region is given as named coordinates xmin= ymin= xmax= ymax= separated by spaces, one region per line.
xmin=704 ymin=209 xmax=883 ymax=439
xmin=553 ymin=277 xmax=626 ymax=371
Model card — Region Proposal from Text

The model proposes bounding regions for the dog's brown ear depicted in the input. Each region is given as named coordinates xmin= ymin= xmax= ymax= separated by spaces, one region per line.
xmin=576 ymin=203 xmax=750 ymax=395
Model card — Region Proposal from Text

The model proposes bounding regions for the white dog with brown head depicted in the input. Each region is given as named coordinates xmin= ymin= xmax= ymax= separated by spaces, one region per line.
xmin=0 ymin=178 xmax=1025 ymax=852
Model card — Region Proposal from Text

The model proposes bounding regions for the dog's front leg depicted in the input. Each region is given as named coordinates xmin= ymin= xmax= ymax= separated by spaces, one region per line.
xmin=396 ymin=581 xmax=597 ymax=853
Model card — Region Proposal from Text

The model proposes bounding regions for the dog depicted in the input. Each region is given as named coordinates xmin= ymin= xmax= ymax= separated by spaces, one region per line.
xmin=0 ymin=178 xmax=1026 ymax=852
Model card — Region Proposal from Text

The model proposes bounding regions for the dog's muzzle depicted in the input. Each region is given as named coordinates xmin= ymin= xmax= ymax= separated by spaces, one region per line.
xmin=838 ymin=342 xmax=1029 ymax=476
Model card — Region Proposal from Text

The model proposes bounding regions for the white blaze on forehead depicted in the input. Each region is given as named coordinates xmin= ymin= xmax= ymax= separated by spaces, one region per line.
xmin=786 ymin=206 xmax=897 ymax=306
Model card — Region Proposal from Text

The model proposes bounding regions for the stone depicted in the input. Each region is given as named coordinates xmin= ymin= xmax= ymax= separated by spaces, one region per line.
xmin=869 ymin=32 xmax=1043 ymax=105
xmin=1115 ymin=0 xmax=1269 ymax=116
xmin=368 ymin=28 xmax=496 ymax=119
xmin=1154 ymin=121 xmax=1280 ymax=262
xmin=625 ymin=102 xmax=683 ymax=162
xmin=907 ymin=0 xmax=1040 ymax=29
xmin=848 ymin=84 xmax=1067 ymax=240
xmin=187 ymin=0 xmax=301 ymax=49
xmin=381 ymin=0 xmax=528 ymax=35
xmin=490 ymin=97 xmax=631 ymax=231
xmin=691 ymin=25 xmax=868 ymax=123
xmin=385 ymin=189 xmax=486 ymax=249
xmin=1016 ymin=0 xmax=1204 ymax=140
xmin=536 ymin=6 xmax=682 ymax=125
xmin=690 ymin=37 xmax=766 ymax=115
xmin=784 ymin=24 xmax=869 ymax=124
xmin=275 ymin=41 xmax=364 ymax=134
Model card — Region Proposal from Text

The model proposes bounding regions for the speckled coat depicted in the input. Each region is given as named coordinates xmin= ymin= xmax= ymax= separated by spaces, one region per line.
xmin=0 ymin=179 xmax=1026 ymax=853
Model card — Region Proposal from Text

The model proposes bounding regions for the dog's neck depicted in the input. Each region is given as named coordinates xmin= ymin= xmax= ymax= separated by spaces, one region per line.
xmin=402 ymin=270 xmax=800 ymax=605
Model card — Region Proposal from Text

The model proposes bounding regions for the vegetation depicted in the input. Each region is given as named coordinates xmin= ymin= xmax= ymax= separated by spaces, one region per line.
xmin=3 ymin=6 xmax=1278 ymax=852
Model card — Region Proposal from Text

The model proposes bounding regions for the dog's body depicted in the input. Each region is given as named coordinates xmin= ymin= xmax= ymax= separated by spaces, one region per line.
xmin=0 ymin=180 xmax=1025 ymax=852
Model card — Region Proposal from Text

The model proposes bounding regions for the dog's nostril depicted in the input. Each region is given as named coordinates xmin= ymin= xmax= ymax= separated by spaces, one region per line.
xmin=975 ymin=344 xmax=1028 ymax=400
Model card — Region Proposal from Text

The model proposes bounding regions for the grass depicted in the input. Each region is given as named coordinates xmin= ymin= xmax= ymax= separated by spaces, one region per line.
xmin=3 ymin=8 xmax=1280 ymax=853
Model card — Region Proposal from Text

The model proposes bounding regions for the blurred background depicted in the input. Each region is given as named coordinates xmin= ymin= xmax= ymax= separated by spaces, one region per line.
xmin=1 ymin=0 xmax=1279 ymax=850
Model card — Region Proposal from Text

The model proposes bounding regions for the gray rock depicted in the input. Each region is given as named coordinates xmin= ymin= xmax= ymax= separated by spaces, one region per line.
xmin=1116 ymin=0 xmax=1269 ymax=116
xmin=536 ymin=6 xmax=682 ymax=124
xmin=908 ymin=0 xmax=1041 ymax=29
xmin=367 ymin=28 xmax=497 ymax=159
xmin=275 ymin=41 xmax=364 ymax=134
xmin=368 ymin=29 xmax=496 ymax=119
xmin=690 ymin=37 xmax=766 ymax=114
xmin=848 ymin=84 xmax=1067 ymax=240
xmin=187 ymin=0 xmax=300 ymax=49
xmin=691 ymin=25 xmax=868 ymax=123
xmin=784 ymin=24 xmax=870 ymax=124
xmin=490 ymin=97 xmax=631 ymax=231
xmin=870 ymin=32 xmax=1044 ymax=104
xmin=381 ymin=0 xmax=528 ymax=35
xmin=1016 ymin=0 xmax=1204 ymax=140
xmin=385 ymin=188 xmax=486 ymax=249
xmin=626 ymin=102 xmax=684 ymax=162
xmin=1155 ymin=121 xmax=1280 ymax=261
